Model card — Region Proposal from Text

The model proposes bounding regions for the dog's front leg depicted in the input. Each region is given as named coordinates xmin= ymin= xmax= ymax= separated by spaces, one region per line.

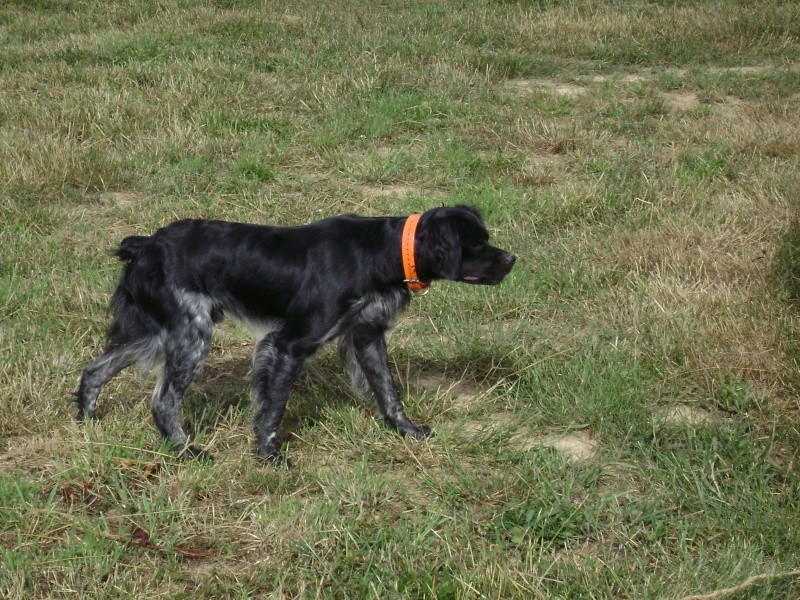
xmin=251 ymin=332 xmax=308 ymax=465
xmin=347 ymin=327 xmax=431 ymax=440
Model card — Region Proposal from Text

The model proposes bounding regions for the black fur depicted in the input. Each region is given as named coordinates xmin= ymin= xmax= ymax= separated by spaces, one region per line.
xmin=76 ymin=205 xmax=516 ymax=464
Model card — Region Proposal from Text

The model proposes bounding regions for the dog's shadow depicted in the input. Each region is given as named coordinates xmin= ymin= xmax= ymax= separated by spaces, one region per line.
xmin=184 ymin=349 xmax=359 ymax=440
xmin=183 ymin=348 xmax=510 ymax=450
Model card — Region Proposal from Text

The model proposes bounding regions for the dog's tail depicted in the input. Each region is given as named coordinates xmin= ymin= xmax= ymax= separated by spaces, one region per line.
xmin=114 ymin=235 xmax=150 ymax=262
xmin=106 ymin=234 xmax=167 ymax=362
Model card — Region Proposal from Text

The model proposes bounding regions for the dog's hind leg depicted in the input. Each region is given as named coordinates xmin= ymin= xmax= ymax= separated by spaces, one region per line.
xmin=78 ymin=270 xmax=167 ymax=421
xmin=76 ymin=345 xmax=140 ymax=421
xmin=340 ymin=327 xmax=431 ymax=440
xmin=150 ymin=294 xmax=214 ymax=460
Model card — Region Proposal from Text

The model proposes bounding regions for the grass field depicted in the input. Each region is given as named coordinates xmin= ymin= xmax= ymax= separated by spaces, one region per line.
xmin=2 ymin=0 xmax=800 ymax=597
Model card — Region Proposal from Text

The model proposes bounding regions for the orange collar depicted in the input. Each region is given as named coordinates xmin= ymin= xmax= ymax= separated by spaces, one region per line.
xmin=401 ymin=214 xmax=430 ymax=293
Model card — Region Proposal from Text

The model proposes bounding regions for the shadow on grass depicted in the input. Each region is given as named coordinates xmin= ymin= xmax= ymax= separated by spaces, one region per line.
xmin=183 ymin=344 xmax=511 ymax=443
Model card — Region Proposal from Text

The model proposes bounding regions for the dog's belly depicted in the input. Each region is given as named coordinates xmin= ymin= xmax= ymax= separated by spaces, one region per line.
xmin=236 ymin=316 xmax=285 ymax=340
xmin=216 ymin=289 xmax=407 ymax=346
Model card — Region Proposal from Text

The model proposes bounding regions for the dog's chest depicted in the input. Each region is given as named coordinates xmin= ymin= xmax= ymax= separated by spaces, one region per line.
xmin=347 ymin=289 xmax=409 ymax=329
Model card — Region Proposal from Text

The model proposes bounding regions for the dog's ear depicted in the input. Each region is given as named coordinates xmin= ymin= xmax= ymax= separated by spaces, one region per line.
xmin=451 ymin=204 xmax=484 ymax=227
xmin=415 ymin=210 xmax=463 ymax=281
xmin=416 ymin=205 xmax=489 ymax=282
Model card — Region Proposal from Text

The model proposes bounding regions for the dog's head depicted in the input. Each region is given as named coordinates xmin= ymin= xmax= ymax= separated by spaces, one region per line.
xmin=415 ymin=205 xmax=516 ymax=285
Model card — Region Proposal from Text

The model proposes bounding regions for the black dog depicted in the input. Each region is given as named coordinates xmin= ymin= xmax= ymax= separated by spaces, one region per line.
xmin=76 ymin=205 xmax=516 ymax=464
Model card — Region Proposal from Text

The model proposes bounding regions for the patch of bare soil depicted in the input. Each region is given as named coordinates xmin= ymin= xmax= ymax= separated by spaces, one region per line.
xmin=705 ymin=66 xmax=785 ymax=76
xmin=357 ymin=183 xmax=426 ymax=199
xmin=662 ymin=91 xmax=699 ymax=111
xmin=413 ymin=373 xmax=485 ymax=411
xmin=506 ymin=78 xmax=587 ymax=98
xmin=100 ymin=191 xmax=139 ymax=208
xmin=589 ymin=74 xmax=647 ymax=84
xmin=517 ymin=430 xmax=598 ymax=462
xmin=507 ymin=75 xmax=703 ymax=112
xmin=717 ymin=95 xmax=746 ymax=117
xmin=657 ymin=404 xmax=713 ymax=426
xmin=514 ymin=154 xmax=564 ymax=187
xmin=65 ymin=191 xmax=143 ymax=238
xmin=452 ymin=415 xmax=598 ymax=462
xmin=506 ymin=65 xmax=795 ymax=110
xmin=453 ymin=411 xmax=516 ymax=439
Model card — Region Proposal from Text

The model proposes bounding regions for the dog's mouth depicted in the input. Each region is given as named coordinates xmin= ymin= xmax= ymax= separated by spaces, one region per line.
xmin=460 ymin=253 xmax=516 ymax=285
xmin=460 ymin=275 xmax=507 ymax=285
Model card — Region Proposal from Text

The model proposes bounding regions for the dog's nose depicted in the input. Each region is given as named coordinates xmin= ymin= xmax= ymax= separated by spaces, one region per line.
xmin=504 ymin=253 xmax=517 ymax=268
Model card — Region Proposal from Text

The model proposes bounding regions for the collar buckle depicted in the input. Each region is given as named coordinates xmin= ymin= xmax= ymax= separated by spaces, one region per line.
xmin=403 ymin=279 xmax=430 ymax=296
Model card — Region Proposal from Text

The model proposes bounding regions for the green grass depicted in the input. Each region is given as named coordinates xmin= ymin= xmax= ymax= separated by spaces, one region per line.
xmin=2 ymin=0 xmax=800 ymax=598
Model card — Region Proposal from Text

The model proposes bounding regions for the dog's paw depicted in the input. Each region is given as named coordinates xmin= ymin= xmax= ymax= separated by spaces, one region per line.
xmin=258 ymin=450 xmax=292 ymax=470
xmin=180 ymin=445 xmax=215 ymax=464
xmin=76 ymin=411 xmax=99 ymax=424
xmin=402 ymin=424 xmax=432 ymax=440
